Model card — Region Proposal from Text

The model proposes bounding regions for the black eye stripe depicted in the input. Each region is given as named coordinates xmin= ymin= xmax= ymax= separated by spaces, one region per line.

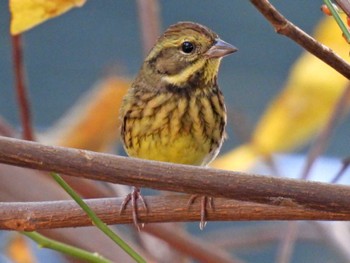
xmin=181 ymin=41 xmax=194 ymax=53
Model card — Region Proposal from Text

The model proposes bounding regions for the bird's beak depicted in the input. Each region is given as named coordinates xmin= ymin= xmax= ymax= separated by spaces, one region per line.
xmin=205 ymin=38 xmax=237 ymax=58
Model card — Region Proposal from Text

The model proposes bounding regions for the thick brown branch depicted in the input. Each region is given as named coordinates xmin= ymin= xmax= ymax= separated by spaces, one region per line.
xmin=1 ymin=195 xmax=349 ymax=231
xmin=1 ymin=136 xmax=350 ymax=215
xmin=0 ymin=128 xmax=240 ymax=263
xmin=250 ymin=0 xmax=350 ymax=80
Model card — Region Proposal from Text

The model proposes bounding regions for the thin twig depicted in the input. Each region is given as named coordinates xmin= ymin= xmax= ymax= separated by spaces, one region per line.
xmin=275 ymin=222 xmax=298 ymax=263
xmin=136 ymin=0 xmax=161 ymax=56
xmin=11 ymin=35 xmax=35 ymax=140
xmin=331 ymin=157 xmax=350 ymax=183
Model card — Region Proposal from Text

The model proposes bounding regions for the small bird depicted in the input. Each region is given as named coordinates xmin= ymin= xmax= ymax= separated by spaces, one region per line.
xmin=120 ymin=21 xmax=237 ymax=229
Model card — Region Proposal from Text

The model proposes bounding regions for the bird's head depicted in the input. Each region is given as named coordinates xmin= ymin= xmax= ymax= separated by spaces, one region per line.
xmin=143 ymin=22 xmax=237 ymax=87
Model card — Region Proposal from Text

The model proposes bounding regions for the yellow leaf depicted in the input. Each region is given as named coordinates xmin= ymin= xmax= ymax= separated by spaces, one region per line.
xmin=7 ymin=233 xmax=36 ymax=263
xmin=210 ymin=144 xmax=260 ymax=170
xmin=10 ymin=0 xmax=86 ymax=35
xmin=40 ymin=76 xmax=130 ymax=152
xmin=252 ymin=16 xmax=350 ymax=154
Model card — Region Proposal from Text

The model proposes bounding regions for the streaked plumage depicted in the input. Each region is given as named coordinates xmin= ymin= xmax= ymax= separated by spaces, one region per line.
xmin=120 ymin=21 xmax=237 ymax=228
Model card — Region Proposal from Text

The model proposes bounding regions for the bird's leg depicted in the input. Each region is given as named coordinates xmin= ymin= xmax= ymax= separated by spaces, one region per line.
xmin=187 ymin=195 xmax=214 ymax=230
xmin=120 ymin=186 xmax=148 ymax=231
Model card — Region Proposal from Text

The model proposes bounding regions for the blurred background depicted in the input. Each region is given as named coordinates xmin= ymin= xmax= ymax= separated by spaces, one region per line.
xmin=2 ymin=1 xmax=349 ymax=156
xmin=1 ymin=1 xmax=350 ymax=263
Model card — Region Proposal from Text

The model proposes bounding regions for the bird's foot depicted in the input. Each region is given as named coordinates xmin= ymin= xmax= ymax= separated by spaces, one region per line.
xmin=120 ymin=187 xmax=148 ymax=231
xmin=187 ymin=195 xmax=214 ymax=230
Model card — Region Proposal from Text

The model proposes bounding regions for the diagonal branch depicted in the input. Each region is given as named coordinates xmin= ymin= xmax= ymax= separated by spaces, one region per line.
xmin=250 ymin=0 xmax=350 ymax=79
xmin=1 ymin=136 xmax=350 ymax=214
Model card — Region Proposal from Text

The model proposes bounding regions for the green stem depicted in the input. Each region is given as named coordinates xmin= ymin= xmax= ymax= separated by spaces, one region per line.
xmin=324 ymin=0 xmax=350 ymax=43
xmin=50 ymin=172 xmax=146 ymax=263
xmin=22 ymin=231 xmax=111 ymax=263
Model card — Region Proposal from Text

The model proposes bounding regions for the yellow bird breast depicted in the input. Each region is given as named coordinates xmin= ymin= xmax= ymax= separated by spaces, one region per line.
xmin=126 ymin=130 xmax=213 ymax=166
xmin=122 ymin=93 xmax=225 ymax=166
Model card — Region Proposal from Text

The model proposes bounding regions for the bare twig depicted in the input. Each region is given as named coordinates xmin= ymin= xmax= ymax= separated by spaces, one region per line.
xmin=136 ymin=0 xmax=161 ymax=56
xmin=332 ymin=157 xmax=350 ymax=183
xmin=11 ymin=35 xmax=35 ymax=140
xmin=250 ymin=0 xmax=350 ymax=79
xmin=2 ymin=137 xmax=350 ymax=215
xmin=275 ymin=222 xmax=299 ymax=263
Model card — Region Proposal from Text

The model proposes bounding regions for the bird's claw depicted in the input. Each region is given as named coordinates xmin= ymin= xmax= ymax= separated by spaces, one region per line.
xmin=187 ymin=195 xmax=214 ymax=230
xmin=120 ymin=187 xmax=148 ymax=231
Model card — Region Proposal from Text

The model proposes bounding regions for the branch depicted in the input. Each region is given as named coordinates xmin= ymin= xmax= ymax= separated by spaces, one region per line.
xmin=1 ymin=136 xmax=350 ymax=215
xmin=136 ymin=0 xmax=161 ymax=56
xmin=275 ymin=222 xmax=298 ymax=263
xmin=1 ymin=195 xmax=349 ymax=231
xmin=0 ymin=128 xmax=240 ymax=263
xmin=250 ymin=0 xmax=350 ymax=79
xmin=11 ymin=35 xmax=35 ymax=140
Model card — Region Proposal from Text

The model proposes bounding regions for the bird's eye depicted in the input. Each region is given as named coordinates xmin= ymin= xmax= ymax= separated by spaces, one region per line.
xmin=181 ymin=41 xmax=194 ymax=53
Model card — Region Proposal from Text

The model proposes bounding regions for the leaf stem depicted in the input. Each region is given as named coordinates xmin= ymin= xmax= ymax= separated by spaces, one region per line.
xmin=22 ymin=231 xmax=111 ymax=263
xmin=50 ymin=172 xmax=146 ymax=263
